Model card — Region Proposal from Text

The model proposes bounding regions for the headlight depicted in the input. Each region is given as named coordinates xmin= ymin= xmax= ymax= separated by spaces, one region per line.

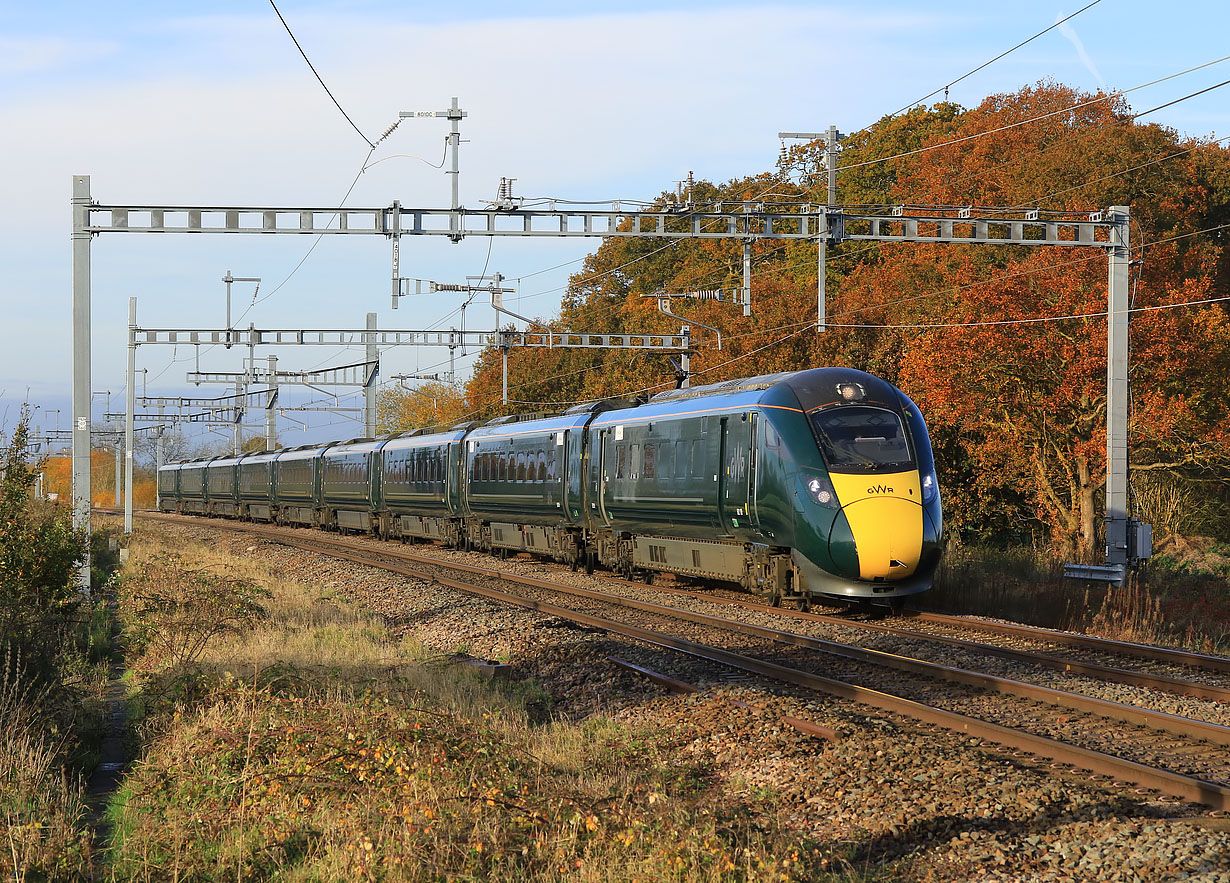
xmin=921 ymin=472 xmax=937 ymax=504
xmin=806 ymin=475 xmax=840 ymax=509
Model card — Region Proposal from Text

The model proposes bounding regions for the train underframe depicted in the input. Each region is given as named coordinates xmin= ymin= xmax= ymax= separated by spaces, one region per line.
xmin=171 ymin=502 xmax=827 ymax=608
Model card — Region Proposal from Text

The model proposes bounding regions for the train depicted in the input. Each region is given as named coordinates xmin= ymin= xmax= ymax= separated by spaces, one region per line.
xmin=157 ymin=367 xmax=943 ymax=607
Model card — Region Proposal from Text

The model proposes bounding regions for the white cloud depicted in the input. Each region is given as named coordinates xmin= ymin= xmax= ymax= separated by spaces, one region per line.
xmin=1056 ymin=14 xmax=1106 ymax=91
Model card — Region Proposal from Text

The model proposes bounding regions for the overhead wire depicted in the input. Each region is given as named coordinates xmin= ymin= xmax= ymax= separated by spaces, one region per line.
xmin=269 ymin=0 xmax=375 ymax=148
xmin=841 ymin=54 xmax=1230 ymax=173
xmin=876 ymin=0 xmax=1105 ymax=123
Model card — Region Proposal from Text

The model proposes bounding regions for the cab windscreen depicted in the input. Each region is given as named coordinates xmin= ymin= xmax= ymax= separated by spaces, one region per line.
xmin=810 ymin=406 xmax=914 ymax=472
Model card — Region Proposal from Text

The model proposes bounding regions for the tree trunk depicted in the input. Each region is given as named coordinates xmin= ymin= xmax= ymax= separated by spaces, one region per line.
xmin=1077 ymin=454 xmax=1098 ymax=561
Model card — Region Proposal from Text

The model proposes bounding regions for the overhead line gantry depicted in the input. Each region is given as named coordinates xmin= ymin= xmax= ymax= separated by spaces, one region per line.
xmin=73 ymin=173 xmax=1139 ymax=588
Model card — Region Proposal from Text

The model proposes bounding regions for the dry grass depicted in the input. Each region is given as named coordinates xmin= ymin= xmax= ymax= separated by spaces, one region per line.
xmin=107 ymin=528 xmax=852 ymax=882
xmin=0 ymin=656 xmax=93 ymax=882
xmin=928 ymin=542 xmax=1230 ymax=654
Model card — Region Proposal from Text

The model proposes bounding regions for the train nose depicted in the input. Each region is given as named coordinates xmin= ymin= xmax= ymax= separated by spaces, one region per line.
xmin=827 ymin=473 xmax=924 ymax=580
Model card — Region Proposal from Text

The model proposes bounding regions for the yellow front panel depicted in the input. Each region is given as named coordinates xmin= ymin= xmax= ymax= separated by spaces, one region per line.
xmin=828 ymin=471 xmax=924 ymax=579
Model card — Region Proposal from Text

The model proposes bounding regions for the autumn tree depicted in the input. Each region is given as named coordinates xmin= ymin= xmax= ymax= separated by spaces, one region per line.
xmin=458 ymin=81 xmax=1230 ymax=554
xmin=377 ymin=381 xmax=470 ymax=433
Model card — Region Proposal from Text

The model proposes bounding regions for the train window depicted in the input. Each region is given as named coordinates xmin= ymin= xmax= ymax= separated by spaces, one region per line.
xmin=690 ymin=440 xmax=700 ymax=474
xmin=497 ymin=453 xmax=506 ymax=482
xmin=547 ymin=447 xmax=557 ymax=481
xmin=643 ymin=443 xmax=655 ymax=479
xmin=482 ymin=453 xmax=490 ymax=482
xmin=615 ymin=444 xmax=626 ymax=479
xmin=514 ymin=451 xmax=524 ymax=482
xmin=630 ymin=444 xmax=641 ymax=479
xmin=810 ymin=406 xmax=913 ymax=472
xmin=659 ymin=442 xmax=671 ymax=479
xmin=763 ymin=421 xmax=781 ymax=449
xmin=537 ymin=451 xmax=547 ymax=483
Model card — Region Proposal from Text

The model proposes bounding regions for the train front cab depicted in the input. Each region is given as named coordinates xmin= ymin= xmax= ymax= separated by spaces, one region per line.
xmin=774 ymin=370 xmax=942 ymax=603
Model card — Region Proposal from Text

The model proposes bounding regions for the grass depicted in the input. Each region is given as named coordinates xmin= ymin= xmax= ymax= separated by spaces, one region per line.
xmin=106 ymin=527 xmax=858 ymax=882
xmin=0 ymin=655 xmax=94 ymax=882
xmin=928 ymin=539 xmax=1230 ymax=654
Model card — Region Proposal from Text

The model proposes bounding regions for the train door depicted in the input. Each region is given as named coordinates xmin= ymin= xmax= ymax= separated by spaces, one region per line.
xmin=594 ymin=428 xmax=613 ymax=526
xmin=448 ymin=440 xmax=463 ymax=514
xmin=721 ymin=413 xmax=754 ymax=533
xmin=748 ymin=412 xmax=761 ymax=530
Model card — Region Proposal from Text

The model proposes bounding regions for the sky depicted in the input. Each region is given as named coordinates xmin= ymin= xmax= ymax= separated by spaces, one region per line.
xmin=2 ymin=0 xmax=1228 ymax=452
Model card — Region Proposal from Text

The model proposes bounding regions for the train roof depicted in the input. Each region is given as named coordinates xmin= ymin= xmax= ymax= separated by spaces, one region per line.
xmin=380 ymin=426 xmax=469 ymax=451
xmin=466 ymin=409 xmax=596 ymax=442
xmin=647 ymin=372 xmax=801 ymax=403
xmin=321 ymin=437 xmax=388 ymax=456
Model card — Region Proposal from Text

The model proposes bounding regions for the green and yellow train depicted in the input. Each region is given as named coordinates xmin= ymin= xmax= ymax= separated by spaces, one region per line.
xmin=159 ymin=368 xmax=943 ymax=607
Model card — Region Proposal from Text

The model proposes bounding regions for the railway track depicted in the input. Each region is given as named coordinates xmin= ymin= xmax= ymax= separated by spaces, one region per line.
xmin=129 ymin=510 xmax=1230 ymax=811
xmin=132 ymin=511 xmax=1230 ymax=816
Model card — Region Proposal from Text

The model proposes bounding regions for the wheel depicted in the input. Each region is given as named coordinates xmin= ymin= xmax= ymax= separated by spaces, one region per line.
xmin=570 ymin=555 xmax=579 ymax=572
xmin=768 ymin=592 xmax=782 ymax=608
xmin=797 ymin=597 xmax=811 ymax=613
xmin=642 ymin=570 xmax=654 ymax=585
xmin=585 ymin=552 xmax=595 ymax=575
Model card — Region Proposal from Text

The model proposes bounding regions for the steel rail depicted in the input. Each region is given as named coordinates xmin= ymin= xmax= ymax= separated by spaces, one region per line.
xmin=260 ymin=532 xmax=1230 ymax=811
xmin=315 ymin=534 xmax=1230 ymax=747
xmin=137 ymin=512 xmax=1230 ymax=811
xmin=605 ymin=575 xmax=1230 ymax=703
xmin=901 ymin=610 xmax=1230 ymax=675
xmin=131 ymin=512 xmax=1229 ymax=701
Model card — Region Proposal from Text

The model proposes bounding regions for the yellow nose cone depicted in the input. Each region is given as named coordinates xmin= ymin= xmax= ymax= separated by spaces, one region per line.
xmin=828 ymin=472 xmax=924 ymax=579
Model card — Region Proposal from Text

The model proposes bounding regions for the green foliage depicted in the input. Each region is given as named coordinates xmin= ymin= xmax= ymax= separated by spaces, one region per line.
xmin=0 ymin=408 xmax=88 ymax=683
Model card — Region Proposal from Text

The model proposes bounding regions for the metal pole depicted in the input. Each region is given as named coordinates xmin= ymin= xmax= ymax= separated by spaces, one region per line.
xmin=154 ymin=425 xmax=164 ymax=511
xmin=450 ymin=99 xmax=460 ymax=208
xmin=826 ymin=124 xmax=838 ymax=208
xmin=449 ymin=97 xmax=461 ymax=240
xmin=817 ymin=235 xmax=826 ymax=333
xmin=223 ymin=269 xmax=232 ymax=346
xmin=114 ymin=427 xmax=120 ymax=508
xmin=71 ymin=175 xmax=92 ymax=590
xmin=680 ymin=326 xmax=691 ymax=389
xmin=1105 ymin=206 xmax=1131 ymax=571
xmin=266 ymin=354 xmax=277 ymax=450
xmin=742 ymin=199 xmax=752 ymax=317
xmin=818 ymin=125 xmax=839 ymax=333
xmin=124 ymin=297 xmax=136 ymax=533
xmin=502 ymin=344 xmax=508 ymax=406
xmin=365 ymin=311 xmax=378 ymax=436
xmin=233 ymin=380 xmax=242 ymax=454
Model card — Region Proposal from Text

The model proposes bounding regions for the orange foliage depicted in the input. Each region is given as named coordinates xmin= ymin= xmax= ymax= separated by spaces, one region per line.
xmin=459 ymin=81 xmax=1230 ymax=554
xmin=38 ymin=451 xmax=157 ymax=509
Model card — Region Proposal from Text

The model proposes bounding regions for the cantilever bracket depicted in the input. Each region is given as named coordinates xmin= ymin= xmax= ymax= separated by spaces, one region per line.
xmin=656 ymin=297 xmax=721 ymax=350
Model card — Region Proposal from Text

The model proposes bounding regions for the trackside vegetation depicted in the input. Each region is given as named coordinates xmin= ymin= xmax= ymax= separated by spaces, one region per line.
xmin=106 ymin=527 xmax=857 ymax=881
xmin=0 ymin=411 xmax=101 ymax=881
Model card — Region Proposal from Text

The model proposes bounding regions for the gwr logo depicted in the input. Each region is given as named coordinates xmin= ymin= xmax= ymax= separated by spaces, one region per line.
xmin=866 ymin=484 xmax=894 ymax=495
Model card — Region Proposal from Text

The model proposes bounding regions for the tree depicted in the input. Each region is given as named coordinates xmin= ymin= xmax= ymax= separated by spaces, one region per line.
xmin=377 ymin=381 xmax=470 ymax=433
xmin=456 ymin=81 xmax=1230 ymax=553
xmin=0 ymin=409 xmax=87 ymax=681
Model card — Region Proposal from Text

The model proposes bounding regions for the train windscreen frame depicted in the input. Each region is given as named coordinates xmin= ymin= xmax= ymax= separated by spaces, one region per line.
xmin=809 ymin=405 xmax=914 ymax=473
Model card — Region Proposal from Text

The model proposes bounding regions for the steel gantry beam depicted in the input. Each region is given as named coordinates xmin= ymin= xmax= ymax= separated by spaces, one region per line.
xmin=72 ymin=173 xmax=1139 ymax=590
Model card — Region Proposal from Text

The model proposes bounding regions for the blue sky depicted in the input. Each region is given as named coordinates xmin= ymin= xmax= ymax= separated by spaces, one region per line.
xmin=2 ymin=1 xmax=1227 ymax=448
